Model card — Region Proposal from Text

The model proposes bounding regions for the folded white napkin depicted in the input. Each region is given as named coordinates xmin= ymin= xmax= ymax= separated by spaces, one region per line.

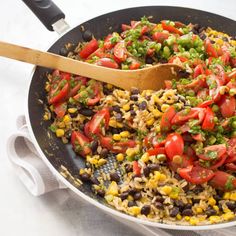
xmin=6 ymin=115 xmax=236 ymax=236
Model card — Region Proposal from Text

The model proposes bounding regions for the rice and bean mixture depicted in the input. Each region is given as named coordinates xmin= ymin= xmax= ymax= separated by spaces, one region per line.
xmin=44 ymin=18 xmax=236 ymax=225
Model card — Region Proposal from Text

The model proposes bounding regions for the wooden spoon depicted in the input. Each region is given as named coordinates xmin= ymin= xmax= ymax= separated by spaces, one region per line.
xmin=0 ymin=41 xmax=182 ymax=91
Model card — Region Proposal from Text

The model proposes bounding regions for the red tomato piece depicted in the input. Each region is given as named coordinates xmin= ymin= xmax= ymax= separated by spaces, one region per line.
xmin=79 ymin=39 xmax=99 ymax=59
xmin=197 ymin=88 xmax=209 ymax=100
xmin=141 ymin=25 xmax=149 ymax=35
xmin=230 ymin=57 xmax=236 ymax=68
xmin=209 ymin=171 xmax=236 ymax=191
xmin=168 ymin=56 xmax=188 ymax=63
xmin=218 ymin=95 xmax=236 ymax=118
xmin=60 ymin=72 xmax=71 ymax=81
xmin=164 ymin=80 xmax=172 ymax=89
xmin=129 ymin=61 xmax=141 ymax=70
xmin=96 ymin=58 xmax=119 ymax=69
xmin=71 ymin=130 xmax=91 ymax=157
xmin=207 ymin=75 xmax=221 ymax=102
xmin=197 ymin=100 xmax=214 ymax=108
xmin=168 ymin=154 xmax=194 ymax=172
xmin=202 ymin=107 xmax=215 ymax=131
xmin=171 ymin=108 xmax=201 ymax=125
xmin=121 ymin=24 xmax=131 ymax=31
xmin=133 ymin=161 xmax=141 ymax=176
xmin=179 ymin=165 xmax=215 ymax=185
xmin=161 ymin=21 xmax=183 ymax=35
xmin=165 ymin=133 xmax=184 ymax=161
xmin=53 ymin=102 xmax=67 ymax=118
xmin=225 ymin=163 xmax=236 ymax=171
xmin=147 ymin=147 xmax=166 ymax=156
xmin=198 ymin=144 xmax=227 ymax=161
xmin=160 ymin=106 xmax=177 ymax=132
xmin=152 ymin=32 xmax=169 ymax=43
xmin=193 ymin=64 xmax=205 ymax=78
xmin=209 ymin=154 xmax=227 ymax=170
xmin=225 ymin=138 xmax=236 ymax=162
xmin=131 ymin=21 xmax=141 ymax=29
xmin=177 ymin=76 xmax=206 ymax=93
xmin=104 ymin=34 xmax=115 ymax=50
xmin=192 ymin=133 xmax=205 ymax=142
xmin=114 ymin=41 xmax=127 ymax=62
xmin=68 ymin=76 xmax=87 ymax=97
xmin=49 ymin=80 xmax=69 ymax=104
xmin=204 ymin=38 xmax=218 ymax=58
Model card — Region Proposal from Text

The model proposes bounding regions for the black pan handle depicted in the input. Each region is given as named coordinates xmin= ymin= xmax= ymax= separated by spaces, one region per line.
xmin=22 ymin=0 xmax=65 ymax=31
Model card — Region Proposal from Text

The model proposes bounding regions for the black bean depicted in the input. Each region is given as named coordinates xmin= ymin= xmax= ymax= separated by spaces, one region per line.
xmin=100 ymin=149 xmax=109 ymax=158
xmin=128 ymin=189 xmax=137 ymax=196
xmin=143 ymin=166 xmax=150 ymax=177
xmin=148 ymin=163 xmax=160 ymax=172
xmin=120 ymin=191 xmax=129 ymax=200
xmin=206 ymin=208 xmax=217 ymax=217
xmin=79 ymin=108 xmax=95 ymax=116
xmin=110 ymin=127 xmax=120 ymax=134
xmin=133 ymin=192 xmax=142 ymax=200
xmin=192 ymin=199 xmax=200 ymax=204
xmin=141 ymin=205 xmax=151 ymax=215
xmin=91 ymin=140 xmax=98 ymax=153
xmin=178 ymin=70 xmax=190 ymax=78
xmin=130 ymin=94 xmax=138 ymax=101
xmin=130 ymin=110 xmax=136 ymax=116
xmin=182 ymin=209 xmax=193 ymax=216
xmin=139 ymin=101 xmax=147 ymax=110
xmin=125 ymin=164 xmax=133 ymax=173
xmin=154 ymin=201 xmax=164 ymax=209
xmin=159 ymin=58 xmax=168 ymax=64
xmin=103 ymin=88 xmax=111 ymax=95
xmin=155 ymin=195 xmax=165 ymax=203
xmin=214 ymin=195 xmax=222 ymax=202
xmin=97 ymin=189 xmax=105 ymax=197
xmin=80 ymin=172 xmax=91 ymax=182
xmin=110 ymin=172 xmax=120 ymax=182
xmin=90 ymin=176 xmax=100 ymax=185
xmin=174 ymin=173 xmax=182 ymax=181
xmin=131 ymin=88 xmax=140 ymax=95
xmin=210 ymin=39 xmax=215 ymax=44
xmin=222 ymin=36 xmax=229 ymax=42
xmin=112 ymin=105 xmax=121 ymax=113
xmin=115 ymin=113 xmax=123 ymax=122
xmin=59 ymin=47 xmax=69 ymax=56
xmin=82 ymin=30 xmax=93 ymax=42
xmin=199 ymin=33 xmax=206 ymax=40
xmin=174 ymin=200 xmax=185 ymax=210
xmin=70 ymin=111 xmax=79 ymax=118
xmin=193 ymin=185 xmax=204 ymax=194
xmin=145 ymin=56 xmax=154 ymax=64
xmin=184 ymin=203 xmax=192 ymax=210
xmin=226 ymin=202 xmax=236 ymax=211
xmin=199 ymin=26 xmax=207 ymax=33
xmin=79 ymin=123 xmax=85 ymax=131
xmin=193 ymin=24 xmax=201 ymax=31
xmin=216 ymin=190 xmax=224 ymax=197
xmin=128 ymin=201 xmax=137 ymax=207
xmin=182 ymin=184 xmax=190 ymax=192
xmin=170 ymin=207 xmax=179 ymax=217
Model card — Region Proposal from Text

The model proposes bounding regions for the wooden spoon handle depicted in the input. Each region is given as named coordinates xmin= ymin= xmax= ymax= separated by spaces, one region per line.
xmin=0 ymin=41 xmax=136 ymax=89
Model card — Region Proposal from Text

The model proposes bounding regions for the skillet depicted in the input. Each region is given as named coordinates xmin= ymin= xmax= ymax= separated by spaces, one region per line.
xmin=22 ymin=0 xmax=236 ymax=230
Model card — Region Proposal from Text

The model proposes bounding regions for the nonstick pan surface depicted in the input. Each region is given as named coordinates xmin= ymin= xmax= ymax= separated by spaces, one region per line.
xmin=27 ymin=5 xmax=236 ymax=229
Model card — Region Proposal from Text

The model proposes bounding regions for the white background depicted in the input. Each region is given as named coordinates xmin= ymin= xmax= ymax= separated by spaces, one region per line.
xmin=0 ymin=0 xmax=235 ymax=235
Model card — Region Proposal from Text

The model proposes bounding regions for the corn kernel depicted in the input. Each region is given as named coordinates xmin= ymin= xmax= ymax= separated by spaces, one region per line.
xmin=43 ymin=114 xmax=49 ymax=120
xmin=126 ymin=148 xmax=138 ymax=157
xmin=120 ymin=131 xmax=130 ymax=138
xmin=209 ymin=216 xmax=221 ymax=224
xmin=56 ymin=129 xmax=65 ymax=137
xmin=213 ymin=205 xmax=219 ymax=212
xmin=169 ymin=192 xmax=179 ymax=199
xmin=127 ymin=195 xmax=134 ymax=201
xmin=222 ymin=212 xmax=235 ymax=221
xmin=161 ymin=186 xmax=172 ymax=195
xmin=109 ymin=119 xmax=117 ymax=128
xmin=79 ymin=169 xmax=85 ymax=175
xmin=229 ymin=88 xmax=236 ymax=96
xmin=216 ymin=38 xmax=223 ymax=45
xmin=113 ymin=134 xmax=121 ymax=141
xmin=68 ymin=108 xmax=77 ymax=113
xmin=161 ymin=104 xmax=170 ymax=112
xmin=154 ymin=171 xmax=161 ymax=181
xmin=153 ymin=94 xmax=161 ymax=104
xmin=176 ymin=214 xmax=182 ymax=220
xmin=152 ymin=109 xmax=163 ymax=118
xmin=159 ymin=174 xmax=167 ymax=182
xmin=230 ymin=192 xmax=236 ymax=201
xmin=184 ymin=216 xmax=190 ymax=221
xmin=63 ymin=115 xmax=71 ymax=123
xmin=146 ymin=118 xmax=155 ymax=126
xmin=105 ymin=194 xmax=114 ymax=202
xmin=58 ymin=122 xmax=65 ymax=128
xmin=189 ymin=217 xmax=199 ymax=225
xmin=106 ymin=181 xmax=119 ymax=196
xmin=140 ymin=153 xmax=149 ymax=163
xmin=116 ymin=153 xmax=124 ymax=162
xmin=129 ymin=206 xmax=141 ymax=216
xmin=97 ymin=158 xmax=107 ymax=166
xmin=219 ymin=86 xmax=229 ymax=95
xmin=87 ymin=157 xmax=98 ymax=165
xmin=196 ymin=207 xmax=203 ymax=214
xmin=106 ymin=83 xmax=113 ymax=89
xmin=223 ymin=192 xmax=231 ymax=200
xmin=155 ymin=125 xmax=161 ymax=133
xmin=208 ymin=197 xmax=216 ymax=206
xmin=122 ymin=103 xmax=130 ymax=111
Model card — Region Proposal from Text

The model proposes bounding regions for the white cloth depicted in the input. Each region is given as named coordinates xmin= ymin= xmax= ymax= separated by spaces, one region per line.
xmin=6 ymin=115 xmax=236 ymax=236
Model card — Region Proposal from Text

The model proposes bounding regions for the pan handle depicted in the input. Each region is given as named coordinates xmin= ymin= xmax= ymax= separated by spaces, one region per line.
xmin=22 ymin=0 xmax=66 ymax=31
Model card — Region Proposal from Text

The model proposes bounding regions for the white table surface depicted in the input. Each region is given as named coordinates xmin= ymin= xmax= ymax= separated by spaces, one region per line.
xmin=0 ymin=0 xmax=235 ymax=235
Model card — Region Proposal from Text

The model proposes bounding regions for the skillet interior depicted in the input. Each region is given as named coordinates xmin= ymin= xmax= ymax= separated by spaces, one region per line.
xmin=28 ymin=5 xmax=236 ymax=223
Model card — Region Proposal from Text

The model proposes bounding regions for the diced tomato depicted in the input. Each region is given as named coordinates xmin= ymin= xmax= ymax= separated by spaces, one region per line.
xmin=152 ymin=134 xmax=166 ymax=148
xmin=207 ymin=74 xmax=221 ymax=102
xmin=218 ymin=95 xmax=236 ymax=118
xmin=53 ymin=102 xmax=67 ymax=118
xmin=165 ymin=133 xmax=184 ymax=161
xmin=204 ymin=38 xmax=218 ymax=58
xmin=60 ymin=72 xmax=71 ymax=81
xmin=174 ymin=21 xmax=186 ymax=28
xmin=121 ymin=24 xmax=131 ymax=31
xmin=141 ymin=25 xmax=149 ymax=35
xmin=129 ymin=61 xmax=141 ymax=70
xmin=225 ymin=138 xmax=236 ymax=162
xmin=193 ymin=64 xmax=205 ymax=78
xmin=198 ymin=144 xmax=227 ymax=161
xmin=225 ymin=163 xmax=236 ymax=171
xmin=161 ymin=21 xmax=183 ymax=35
xmin=226 ymin=80 xmax=236 ymax=89
xmin=152 ymin=32 xmax=169 ymax=43
xmin=160 ymin=106 xmax=177 ymax=132
xmin=197 ymin=88 xmax=209 ymax=100
xmin=79 ymin=38 xmax=99 ymax=59
xmin=179 ymin=165 xmax=215 ymax=185
xmin=71 ymin=130 xmax=91 ymax=157
xmin=164 ymin=80 xmax=172 ymax=89
xmin=168 ymin=56 xmax=188 ymax=63
xmin=192 ymin=133 xmax=205 ymax=142
xmin=104 ymin=34 xmax=115 ymax=50
xmin=209 ymin=171 xmax=236 ymax=191
xmin=169 ymin=154 xmax=194 ymax=172
xmin=230 ymin=57 xmax=236 ymax=68
xmin=197 ymin=100 xmax=214 ymax=108
xmin=68 ymin=76 xmax=87 ymax=97
xmin=114 ymin=41 xmax=127 ymax=62
xmin=49 ymin=80 xmax=69 ymax=104
xmin=146 ymin=48 xmax=155 ymax=56
xmin=131 ymin=21 xmax=141 ymax=29
xmin=215 ymin=64 xmax=228 ymax=85
xmin=202 ymin=107 xmax=215 ymax=131
xmin=133 ymin=161 xmax=141 ymax=176
xmin=96 ymin=58 xmax=119 ymax=69
xmin=147 ymin=147 xmax=166 ymax=156
xmin=209 ymin=154 xmax=227 ymax=170
xmin=88 ymin=47 xmax=111 ymax=59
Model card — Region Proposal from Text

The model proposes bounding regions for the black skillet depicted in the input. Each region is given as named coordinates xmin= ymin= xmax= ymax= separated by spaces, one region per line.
xmin=22 ymin=0 xmax=236 ymax=229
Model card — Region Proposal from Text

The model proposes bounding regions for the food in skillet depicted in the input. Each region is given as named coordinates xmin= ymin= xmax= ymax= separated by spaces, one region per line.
xmin=44 ymin=18 xmax=236 ymax=225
